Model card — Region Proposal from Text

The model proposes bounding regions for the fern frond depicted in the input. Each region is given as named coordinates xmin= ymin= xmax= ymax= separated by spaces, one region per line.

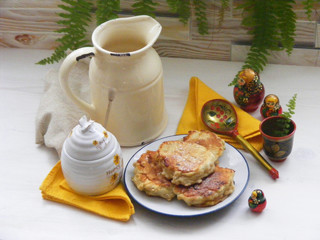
xmin=37 ymin=45 xmax=68 ymax=65
xmin=229 ymin=70 xmax=242 ymax=86
xmin=218 ymin=0 xmax=230 ymax=28
xmin=302 ymin=0 xmax=313 ymax=19
xmin=302 ymin=0 xmax=320 ymax=20
xmin=37 ymin=0 xmax=93 ymax=65
xmin=241 ymin=1 xmax=278 ymax=73
xmin=96 ymin=0 xmax=120 ymax=25
xmin=167 ymin=0 xmax=178 ymax=11
xmin=167 ymin=0 xmax=191 ymax=24
xmin=274 ymin=0 xmax=296 ymax=55
xmin=192 ymin=0 xmax=209 ymax=35
xmin=132 ymin=0 xmax=158 ymax=18
xmin=284 ymin=93 xmax=297 ymax=119
xmin=279 ymin=94 xmax=297 ymax=120
xmin=250 ymin=1 xmax=281 ymax=51
xmin=229 ymin=0 xmax=297 ymax=85
xmin=273 ymin=93 xmax=297 ymax=136
xmin=228 ymin=46 xmax=268 ymax=86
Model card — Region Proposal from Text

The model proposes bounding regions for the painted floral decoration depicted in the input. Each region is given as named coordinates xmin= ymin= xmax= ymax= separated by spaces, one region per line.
xmin=103 ymin=131 xmax=108 ymax=138
xmin=113 ymin=154 xmax=120 ymax=165
xmin=111 ymin=173 xmax=119 ymax=183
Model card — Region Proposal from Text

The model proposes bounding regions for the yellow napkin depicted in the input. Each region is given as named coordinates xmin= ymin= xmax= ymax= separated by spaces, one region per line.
xmin=176 ymin=77 xmax=263 ymax=151
xmin=40 ymin=161 xmax=135 ymax=222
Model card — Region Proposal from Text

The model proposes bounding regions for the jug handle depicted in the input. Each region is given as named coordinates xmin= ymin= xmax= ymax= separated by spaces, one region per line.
xmin=59 ymin=47 xmax=96 ymax=116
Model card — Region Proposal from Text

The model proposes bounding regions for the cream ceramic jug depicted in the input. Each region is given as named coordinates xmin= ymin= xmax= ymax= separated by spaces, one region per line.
xmin=59 ymin=15 xmax=167 ymax=146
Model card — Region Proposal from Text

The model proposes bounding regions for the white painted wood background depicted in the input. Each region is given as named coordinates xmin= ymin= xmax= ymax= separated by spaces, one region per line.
xmin=0 ymin=0 xmax=319 ymax=66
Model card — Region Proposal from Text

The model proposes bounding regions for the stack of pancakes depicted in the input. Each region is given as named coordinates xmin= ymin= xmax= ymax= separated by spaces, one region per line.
xmin=132 ymin=130 xmax=235 ymax=207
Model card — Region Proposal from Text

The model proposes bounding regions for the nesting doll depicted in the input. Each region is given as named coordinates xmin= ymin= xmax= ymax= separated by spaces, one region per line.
xmin=233 ymin=68 xmax=265 ymax=112
xmin=248 ymin=189 xmax=267 ymax=213
xmin=260 ymin=94 xmax=282 ymax=118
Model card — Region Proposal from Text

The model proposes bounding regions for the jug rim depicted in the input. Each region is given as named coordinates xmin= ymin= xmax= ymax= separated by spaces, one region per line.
xmin=92 ymin=15 xmax=162 ymax=57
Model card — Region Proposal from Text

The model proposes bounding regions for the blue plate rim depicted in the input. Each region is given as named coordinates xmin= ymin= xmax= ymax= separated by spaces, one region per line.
xmin=123 ymin=134 xmax=250 ymax=217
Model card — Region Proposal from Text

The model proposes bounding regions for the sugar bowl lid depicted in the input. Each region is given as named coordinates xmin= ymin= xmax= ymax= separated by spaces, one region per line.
xmin=63 ymin=116 xmax=117 ymax=161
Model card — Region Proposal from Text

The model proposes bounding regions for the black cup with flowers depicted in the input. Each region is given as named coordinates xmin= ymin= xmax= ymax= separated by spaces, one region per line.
xmin=259 ymin=94 xmax=297 ymax=161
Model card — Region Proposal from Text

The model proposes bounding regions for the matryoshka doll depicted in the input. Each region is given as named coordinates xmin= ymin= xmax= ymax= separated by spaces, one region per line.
xmin=248 ymin=189 xmax=267 ymax=213
xmin=233 ymin=68 xmax=265 ymax=112
xmin=260 ymin=94 xmax=282 ymax=118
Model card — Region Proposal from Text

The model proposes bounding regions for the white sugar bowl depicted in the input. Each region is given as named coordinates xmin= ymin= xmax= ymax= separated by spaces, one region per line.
xmin=61 ymin=116 xmax=123 ymax=195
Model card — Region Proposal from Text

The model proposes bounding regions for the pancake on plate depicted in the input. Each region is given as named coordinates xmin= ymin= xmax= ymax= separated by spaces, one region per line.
xmin=173 ymin=166 xmax=235 ymax=207
xmin=132 ymin=150 xmax=175 ymax=201
xmin=183 ymin=130 xmax=225 ymax=163
xmin=158 ymin=140 xmax=217 ymax=186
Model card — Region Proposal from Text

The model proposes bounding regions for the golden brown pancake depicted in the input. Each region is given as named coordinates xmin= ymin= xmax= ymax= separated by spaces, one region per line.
xmin=132 ymin=130 xmax=235 ymax=207
xmin=132 ymin=150 xmax=175 ymax=201
xmin=173 ymin=166 xmax=235 ymax=207
xmin=158 ymin=140 xmax=217 ymax=186
xmin=183 ymin=130 xmax=225 ymax=163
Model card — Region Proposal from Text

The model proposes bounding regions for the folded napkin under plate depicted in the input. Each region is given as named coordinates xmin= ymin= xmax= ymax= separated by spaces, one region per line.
xmin=176 ymin=77 xmax=263 ymax=151
xmin=40 ymin=161 xmax=135 ymax=222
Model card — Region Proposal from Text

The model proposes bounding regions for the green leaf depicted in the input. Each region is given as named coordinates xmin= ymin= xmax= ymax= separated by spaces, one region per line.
xmin=132 ymin=0 xmax=158 ymax=18
xmin=281 ymin=93 xmax=297 ymax=119
xmin=96 ymin=0 xmax=120 ymax=25
xmin=37 ymin=0 xmax=93 ymax=65
xmin=192 ymin=0 xmax=209 ymax=35
xmin=229 ymin=0 xmax=298 ymax=85
xmin=302 ymin=0 xmax=319 ymax=20
xmin=167 ymin=0 xmax=191 ymax=25
xmin=218 ymin=0 xmax=230 ymax=28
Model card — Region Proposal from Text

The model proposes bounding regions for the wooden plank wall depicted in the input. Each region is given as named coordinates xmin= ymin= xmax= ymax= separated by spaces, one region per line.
xmin=0 ymin=0 xmax=319 ymax=66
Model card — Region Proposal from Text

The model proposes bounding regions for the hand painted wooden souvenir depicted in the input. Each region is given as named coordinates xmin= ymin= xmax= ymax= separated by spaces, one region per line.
xmin=248 ymin=189 xmax=267 ymax=213
xmin=233 ymin=68 xmax=265 ymax=112
xmin=260 ymin=94 xmax=282 ymax=118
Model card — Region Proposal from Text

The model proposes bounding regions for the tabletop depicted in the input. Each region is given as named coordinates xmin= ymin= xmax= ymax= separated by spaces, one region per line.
xmin=1 ymin=48 xmax=319 ymax=240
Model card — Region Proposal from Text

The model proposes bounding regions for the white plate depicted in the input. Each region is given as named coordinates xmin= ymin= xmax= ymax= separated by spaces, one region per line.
xmin=124 ymin=134 xmax=250 ymax=217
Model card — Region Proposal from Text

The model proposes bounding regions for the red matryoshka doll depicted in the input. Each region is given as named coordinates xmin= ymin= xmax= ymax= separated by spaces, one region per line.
xmin=233 ymin=68 xmax=265 ymax=112
xmin=260 ymin=94 xmax=282 ymax=118
xmin=248 ymin=189 xmax=267 ymax=213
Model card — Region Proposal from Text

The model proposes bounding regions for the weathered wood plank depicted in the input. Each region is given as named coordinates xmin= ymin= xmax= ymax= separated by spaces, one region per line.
xmin=287 ymin=2 xmax=320 ymax=21
xmin=157 ymin=17 xmax=189 ymax=41
xmin=190 ymin=18 xmax=316 ymax=46
xmin=191 ymin=17 xmax=249 ymax=43
xmin=120 ymin=0 xmax=172 ymax=13
xmin=0 ymin=13 xmax=189 ymax=48
xmin=0 ymin=0 xmax=319 ymax=67
xmin=0 ymin=0 xmax=172 ymax=13
xmin=316 ymin=23 xmax=320 ymax=48
xmin=0 ymin=0 xmax=61 ymax=8
xmin=154 ymin=39 xmax=230 ymax=61
xmin=0 ymin=32 xmax=60 ymax=48
xmin=295 ymin=20 xmax=317 ymax=46
xmin=0 ymin=8 xmax=60 ymax=32
xmin=231 ymin=44 xmax=320 ymax=67
xmin=232 ymin=0 xmax=320 ymax=21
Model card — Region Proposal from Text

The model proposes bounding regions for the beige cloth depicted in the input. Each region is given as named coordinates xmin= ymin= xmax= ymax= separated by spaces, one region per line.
xmin=36 ymin=62 xmax=136 ymax=221
xmin=35 ymin=62 xmax=90 ymax=155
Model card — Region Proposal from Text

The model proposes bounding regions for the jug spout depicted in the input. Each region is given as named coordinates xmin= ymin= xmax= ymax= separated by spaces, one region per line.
xmin=135 ymin=15 xmax=162 ymax=47
xmin=92 ymin=15 xmax=162 ymax=55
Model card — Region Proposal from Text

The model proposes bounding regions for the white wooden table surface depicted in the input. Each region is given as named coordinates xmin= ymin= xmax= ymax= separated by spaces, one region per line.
xmin=1 ymin=48 xmax=319 ymax=240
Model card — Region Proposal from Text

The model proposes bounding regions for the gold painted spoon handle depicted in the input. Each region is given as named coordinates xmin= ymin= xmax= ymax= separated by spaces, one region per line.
xmin=234 ymin=134 xmax=279 ymax=179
